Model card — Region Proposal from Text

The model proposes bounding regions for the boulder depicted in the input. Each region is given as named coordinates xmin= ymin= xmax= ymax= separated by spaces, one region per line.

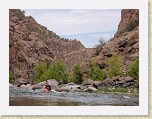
xmin=93 ymin=81 xmax=102 ymax=88
xmin=9 ymin=83 xmax=17 ymax=88
xmin=32 ymin=79 xmax=59 ymax=90
xmin=14 ymin=78 xmax=29 ymax=87
xmin=50 ymin=84 xmax=59 ymax=90
xmin=101 ymin=78 xmax=114 ymax=86
xmin=118 ymin=76 xmax=125 ymax=81
xmin=47 ymin=79 xmax=59 ymax=86
xmin=112 ymin=76 xmax=120 ymax=81
xmin=83 ymin=86 xmax=98 ymax=93
xmin=83 ymin=79 xmax=94 ymax=85
xmin=122 ymin=82 xmax=131 ymax=87
xmin=124 ymin=76 xmax=134 ymax=82
xmin=116 ymin=80 xmax=126 ymax=84
xmin=56 ymin=87 xmax=70 ymax=92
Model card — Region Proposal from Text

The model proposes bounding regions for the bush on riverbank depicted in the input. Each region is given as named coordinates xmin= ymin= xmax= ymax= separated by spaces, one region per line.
xmin=89 ymin=59 xmax=105 ymax=82
xmin=107 ymin=54 xmax=123 ymax=78
xmin=128 ymin=58 xmax=139 ymax=85
xmin=34 ymin=61 xmax=47 ymax=83
xmin=70 ymin=64 xmax=83 ymax=84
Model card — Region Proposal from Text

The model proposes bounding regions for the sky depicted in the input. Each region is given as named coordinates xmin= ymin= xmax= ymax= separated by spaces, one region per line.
xmin=22 ymin=9 xmax=121 ymax=48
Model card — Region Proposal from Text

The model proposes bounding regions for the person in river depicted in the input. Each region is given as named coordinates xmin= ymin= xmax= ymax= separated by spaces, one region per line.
xmin=45 ymin=80 xmax=51 ymax=91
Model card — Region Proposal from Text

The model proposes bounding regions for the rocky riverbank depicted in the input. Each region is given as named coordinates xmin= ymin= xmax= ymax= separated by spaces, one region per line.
xmin=9 ymin=76 xmax=139 ymax=95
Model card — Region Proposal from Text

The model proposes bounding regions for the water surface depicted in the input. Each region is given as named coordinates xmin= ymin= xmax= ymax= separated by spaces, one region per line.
xmin=9 ymin=88 xmax=139 ymax=106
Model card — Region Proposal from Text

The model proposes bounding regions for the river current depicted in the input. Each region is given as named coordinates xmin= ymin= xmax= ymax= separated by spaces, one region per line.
xmin=9 ymin=88 xmax=139 ymax=106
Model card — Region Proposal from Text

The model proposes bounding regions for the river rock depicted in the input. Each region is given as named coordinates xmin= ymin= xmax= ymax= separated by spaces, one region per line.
xmin=20 ymin=84 xmax=33 ymax=90
xmin=32 ymin=79 xmax=59 ymax=90
xmin=122 ymin=82 xmax=131 ymax=87
xmin=83 ymin=79 xmax=94 ymax=85
xmin=101 ymin=78 xmax=114 ymax=86
xmin=124 ymin=76 xmax=134 ymax=82
xmin=93 ymin=81 xmax=102 ymax=89
xmin=9 ymin=83 xmax=17 ymax=88
xmin=83 ymin=86 xmax=98 ymax=93
xmin=47 ymin=79 xmax=59 ymax=86
xmin=50 ymin=84 xmax=59 ymax=90
xmin=14 ymin=78 xmax=29 ymax=87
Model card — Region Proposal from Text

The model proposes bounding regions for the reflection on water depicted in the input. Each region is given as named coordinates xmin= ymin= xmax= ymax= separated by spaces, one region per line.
xmin=9 ymin=88 xmax=139 ymax=106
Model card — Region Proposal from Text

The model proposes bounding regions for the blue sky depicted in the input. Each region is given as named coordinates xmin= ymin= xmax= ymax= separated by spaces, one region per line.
xmin=22 ymin=9 xmax=121 ymax=48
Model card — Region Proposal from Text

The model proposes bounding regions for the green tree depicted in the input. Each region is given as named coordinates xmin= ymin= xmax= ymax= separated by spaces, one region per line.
xmin=42 ymin=60 xmax=69 ymax=84
xmin=89 ymin=59 xmax=105 ymax=81
xmin=72 ymin=64 xmax=82 ymax=84
xmin=107 ymin=54 xmax=123 ymax=78
xmin=128 ymin=58 xmax=139 ymax=84
xmin=34 ymin=61 xmax=47 ymax=83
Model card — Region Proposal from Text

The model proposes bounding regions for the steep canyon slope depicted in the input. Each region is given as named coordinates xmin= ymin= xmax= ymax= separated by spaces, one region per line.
xmin=94 ymin=9 xmax=139 ymax=75
xmin=9 ymin=9 xmax=95 ymax=84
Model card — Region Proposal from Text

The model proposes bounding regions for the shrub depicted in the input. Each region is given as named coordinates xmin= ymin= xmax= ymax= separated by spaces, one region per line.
xmin=95 ymin=37 xmax=106 ymax=56
xmin=126 ymin=20 xmax=139 ymax=32
xmin=72 ymin=64 xmax=82 ymax=84
xmin=34 ymin=61 xmax=47 ymax=83
xmin=89 ymin=59 xmax=105 ymax=82
xmin=9 ymin=72 xmax=14 ymax=84
xmin=128 ymin=58 xmax=139 ymax=84
xmin=42 ymin=60 xmax=69 ymax=84
xmin=107 ymin=54 xmax=123 ymax=78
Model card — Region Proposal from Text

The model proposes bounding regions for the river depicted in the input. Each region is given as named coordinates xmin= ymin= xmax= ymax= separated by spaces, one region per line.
xmin=9 ymin=88 xmax=139 ymax=106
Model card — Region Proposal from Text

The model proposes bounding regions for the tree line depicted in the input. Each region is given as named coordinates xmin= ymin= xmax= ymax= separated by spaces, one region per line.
xmin=32 ymin=55 xmax=139 ymax=85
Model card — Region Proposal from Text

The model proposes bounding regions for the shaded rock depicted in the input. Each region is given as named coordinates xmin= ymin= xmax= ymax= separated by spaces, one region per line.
xmin=14 ymin=78 xmax=29 ymax=87
xmin=116 ymin=80 xmax=126 ymax=84
xmin=92 ymin=81 xmax=102 ymax=89
xmin=112 ymin=76 xmax=120 ymax=81
xmin=122 ymin=82 xmax=131 ymax=87
xmin=118 ymin=76 xmax=125 ymax=81
xmin=101 ymin=78 xmax=114 ymax=86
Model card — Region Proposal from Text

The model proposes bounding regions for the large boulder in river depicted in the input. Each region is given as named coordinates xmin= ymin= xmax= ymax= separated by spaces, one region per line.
xmin=20 ymin=84 xmax=33 ymax=90
xmin=56 ymin=82 xmax=81 ymax=92
xmin=32 ymin=79 xmax=59 ymax=90
xmin=14 ymin=78 xmax=29 ymax=87
xmin=83 ymin=86 xmax=98 ymax=93
xmin=47 ymin=79 xmax=59 ymax=86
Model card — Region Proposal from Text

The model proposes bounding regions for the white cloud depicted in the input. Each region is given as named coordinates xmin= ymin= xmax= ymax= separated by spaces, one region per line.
xmin=23 ymin=9 xmax=121 ymax=47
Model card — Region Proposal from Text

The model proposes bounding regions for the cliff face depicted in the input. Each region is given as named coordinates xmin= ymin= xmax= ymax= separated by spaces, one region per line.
xmin=9 ymin=9 xmax=94 ymax=83
xmin=95 ymin=9 xmax=139 ymax=75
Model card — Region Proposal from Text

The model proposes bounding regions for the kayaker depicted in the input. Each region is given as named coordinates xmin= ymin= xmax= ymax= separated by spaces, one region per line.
xmin=45 ymin=80 xmax=51 ymax=91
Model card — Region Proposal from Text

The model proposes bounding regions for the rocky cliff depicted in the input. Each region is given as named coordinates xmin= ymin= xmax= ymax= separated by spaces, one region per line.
xmin=9 ymin=9 xmax=139 ymax=84
xmin=95 ymin=9 xmax=139 ymax=75
xmin=9 ymin=9 xmax=95 ymax=84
